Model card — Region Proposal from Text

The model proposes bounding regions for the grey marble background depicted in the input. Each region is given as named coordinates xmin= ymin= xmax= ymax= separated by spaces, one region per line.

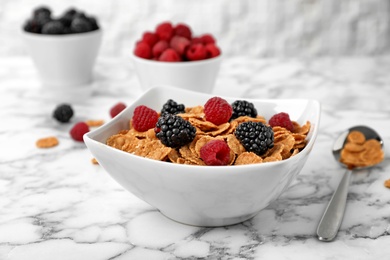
xmin=1 ymin=0 xmax=390 ymax=58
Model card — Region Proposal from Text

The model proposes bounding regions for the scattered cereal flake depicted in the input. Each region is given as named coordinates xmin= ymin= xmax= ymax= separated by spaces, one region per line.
xmin=36 ymin=136 xmax=59 ymax=148
xmin=86 ymin=120 xmax=105 ymax=127
xmin=91 ymin=158 xmax=99 ymax=165
xmin=384 ymin=179 xmax=390 ymax=189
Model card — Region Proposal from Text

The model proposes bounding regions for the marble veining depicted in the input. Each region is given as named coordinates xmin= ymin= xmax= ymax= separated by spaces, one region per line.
xmin=1 ymin=56 xmax=390 ymax=260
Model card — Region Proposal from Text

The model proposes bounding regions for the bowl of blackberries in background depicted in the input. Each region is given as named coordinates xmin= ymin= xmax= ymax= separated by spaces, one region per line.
xmin=131 ymin=21 xmax=222 ymax=93
xmin=22 ymin=6 xmax=102 ymax=87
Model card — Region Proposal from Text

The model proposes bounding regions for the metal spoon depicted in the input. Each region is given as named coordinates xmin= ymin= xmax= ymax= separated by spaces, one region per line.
xmin=316 ymin=125 xmax=384 ymax=242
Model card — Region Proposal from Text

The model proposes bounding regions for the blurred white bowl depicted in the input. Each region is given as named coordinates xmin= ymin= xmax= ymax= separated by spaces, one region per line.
xmin=84 ymin=86 xmax=321 ymax=227
xmin=22 ymin=29 xmax=102 ymax=87
xmin=131 ymin=53 xmax=222 ymax=93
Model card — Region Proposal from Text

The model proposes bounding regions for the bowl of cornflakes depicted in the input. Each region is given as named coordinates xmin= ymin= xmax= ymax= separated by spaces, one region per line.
xmin=84 ymin=86 xmax=320 ymax=226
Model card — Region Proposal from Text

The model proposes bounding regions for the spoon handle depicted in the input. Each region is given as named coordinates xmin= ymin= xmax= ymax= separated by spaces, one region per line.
xmin=316 ymin=169 xmax=352 ymax=242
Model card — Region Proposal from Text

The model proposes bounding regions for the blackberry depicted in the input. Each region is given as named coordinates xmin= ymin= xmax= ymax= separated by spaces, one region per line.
xmin=234 ymin=122 xmax=274 ymax=156
xmin=53 ymin=104 xmax=74 ymax=123
xmin=230 ymin=100 xmax=258 ymax=120
xmin=33 ymin=6 xmax=51 ymax=19
xmin=155 ymin=114 xmax=196 ymax=148
xmin=70 ymin=16 xmax=93 ymax=33
xmin=161 ymin=99 xmax=185 ymax=115
xmin=41 ymin=20 xmax=65 ymax=34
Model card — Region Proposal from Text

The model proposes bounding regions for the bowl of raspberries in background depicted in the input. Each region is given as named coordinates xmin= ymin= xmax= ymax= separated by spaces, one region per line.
xmin=22 ymin=6 xmax=102 ymax=88
xmin=131 ymin=21 xmax=222 ymax=93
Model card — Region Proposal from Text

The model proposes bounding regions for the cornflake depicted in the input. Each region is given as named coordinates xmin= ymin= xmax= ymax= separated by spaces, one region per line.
xmin=340 ymin=130 xmax=384 ymax=169
xmin=106 ymin=104 xmax=311 ymax=166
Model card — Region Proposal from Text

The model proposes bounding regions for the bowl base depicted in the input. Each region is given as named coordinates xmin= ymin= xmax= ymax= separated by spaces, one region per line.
xmin=159 ymin=210 xmax=259 ymax=227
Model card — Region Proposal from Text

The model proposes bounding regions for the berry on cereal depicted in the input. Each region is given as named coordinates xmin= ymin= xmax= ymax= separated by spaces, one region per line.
xmin=200 ymin=140 xmax=231 ymax=166
xmin=269 ymin=112 xmax=294 ymax=132
xmin=230 ymin=100 xmax=257 ymax=121
xmin=132 ymin=105 xmax=159 ymax=132
xmin=204 ymin=97 xmax=232 ymax=125
xmin=70 ymin=122 xmax=89 ymax=142
xmin=110 ymin=102 xmax=127 ymax=118
xmin=155 ymin=114 xmax=196 ymax=148
xmin=161 ymin=99 xmax=185 ymax=115
xmin=234 ymin=122 xmax=274 ymax=156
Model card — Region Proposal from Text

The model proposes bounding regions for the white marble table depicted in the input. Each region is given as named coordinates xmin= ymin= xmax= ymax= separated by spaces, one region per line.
xmin=1 ymin=56 xmax=390 ymax=260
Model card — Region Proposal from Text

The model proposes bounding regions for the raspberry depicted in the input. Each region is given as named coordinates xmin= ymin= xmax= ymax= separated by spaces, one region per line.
xmin=161 ymin=99 xmax=185 ymax=115
xmin=155 ymin=22 xmax=174 ymax=41
xmin=110 ymin=102 xmax=127 ymax=118
xmin=200 ymin=140 xmax=231 ymax=166
xmin=132 ymin=105 xmax=159 ymax=132
xmin=204 ymin=97 xmax=232 ymax=125
xmin=134 ymin=42 xmax=152 ymax=59
xmin=70 ymin=122 xmax=89 ymax=142
xmin=269 ymin=112 xmax=294 ymax=132
xmin=230 ymin=100 xmax=258 ymax=120
xmin=159 ymin=48 xmax=181 ymax=62
xmin=200 ymin=34 xmax=216 ymax=44
xmin=152 ymin=40 xmax=169 ymax=58
xmin=53 ymin=104 xmax=74 ymax=123
xmin=191 ymin=37 xmax=203 ymax=45
xmin=186 ymin=43 xmax=207 ymax=61
xmin=142 ymin=32 xmax=159 ymax=47
xmin=170 ymin=35 xmax=190 ymax=56
xmin=205 ymin=43 xmax=221 ymax=58
xmin=235 ymin=122 xmax=274 ymax=156
xmin=155 ymin=114 xmax=196 ymax=148
xmin=174 ymin=23 xmax=192 ymax=39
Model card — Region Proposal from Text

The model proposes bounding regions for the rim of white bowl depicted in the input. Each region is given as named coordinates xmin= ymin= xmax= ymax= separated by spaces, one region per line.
xmin=130 ymin=51 xmax=223 ymax=66
xmin=21 ymin=28 xmax=102 ymax=40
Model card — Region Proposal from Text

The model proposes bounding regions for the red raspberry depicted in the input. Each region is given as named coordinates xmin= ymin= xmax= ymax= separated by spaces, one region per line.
xmin=191 ymin=37 xmax=203 ymax=45
xmin=204 ymin=97 xmax=233 ymax=125
xmin=174 ymin=23 xmax=192 ymax=39
xmin=152 ymin=40 xmax=169 ymax=58
xmin=159 ymin=48 xmax=181 ymax=62
xmin=185 ymin=43 xmax=207 ymax=61
xmin=142 ymin=32 xmax=159 ymax=47
xmin=200 ymin=34 xmax=216 ymax=44
xmin=155 ymin=22 xmax=174 ymax=41
xmin=70 ymin=122 xmax=89 ymax=142
xmin=200 ymin=140 xmax=231 ymax=166
xmin=170 ymin=35 xmax=190 ymax=56
xmin=110 ymin=102 xmax=127 ymax=118
xmin=134 ymin=42 xmax=152 ymax=59
xmin=205 ymin=43 xmax=221 ymax=58
xmin=132 ymin=105 xmax=159 ymax=132
xmin=269 ymin=112 xmax=294 ymax=132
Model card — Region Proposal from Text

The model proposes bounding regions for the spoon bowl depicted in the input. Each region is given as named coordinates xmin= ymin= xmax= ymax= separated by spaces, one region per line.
xmin=316 ymin=125 xmax=384 ymax=242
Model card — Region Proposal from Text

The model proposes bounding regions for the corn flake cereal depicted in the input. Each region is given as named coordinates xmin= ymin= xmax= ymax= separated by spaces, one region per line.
xmin=106 ymin=103 xmax=312 ymax=166
xmin=340 ymin=131 xmax=384 ymax=169
xmin=36 ymin=136 xmax=59 ymax=148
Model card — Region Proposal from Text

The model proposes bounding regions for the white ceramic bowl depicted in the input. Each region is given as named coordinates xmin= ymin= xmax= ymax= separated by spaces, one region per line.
xmin=22 ymin=29 xmax=102 ymax=87
xmin=131 ymin=53 xmax=222 ymax=93
xmin=84 ymin=86 xmax=321 ymax=227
